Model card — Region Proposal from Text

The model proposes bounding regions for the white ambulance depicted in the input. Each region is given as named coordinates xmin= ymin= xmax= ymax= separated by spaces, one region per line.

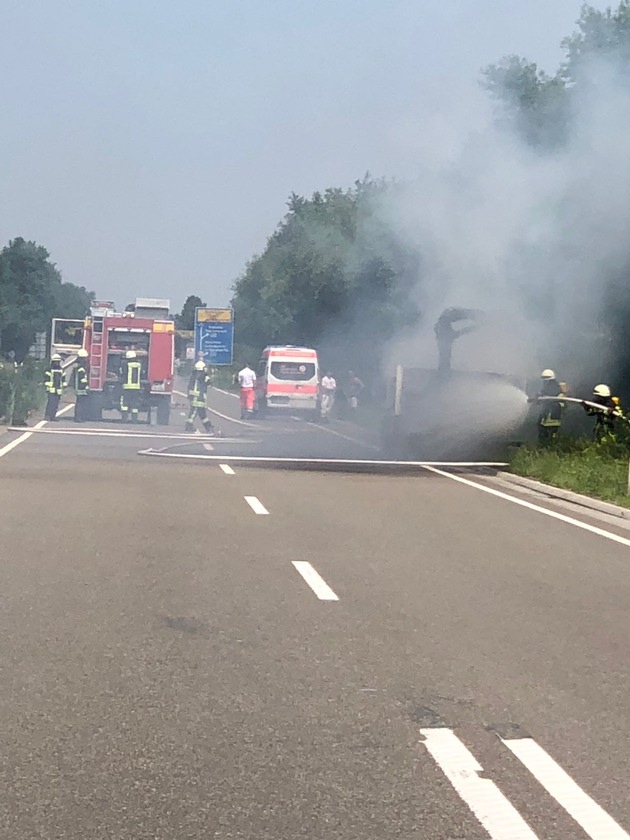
xmin=255 ymin=346 xmax=320 ymax=417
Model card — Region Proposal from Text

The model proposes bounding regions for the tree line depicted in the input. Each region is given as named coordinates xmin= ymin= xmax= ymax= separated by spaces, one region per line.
xmin=230 ymin=178 xmax=420 ymax=377
xmin=229 ymin=1 xmax=630 ymax=389
xmin=0 ymin=237 xmax=94 ymax=360
xmin=7 ymin=2 xmax=630 ymax=386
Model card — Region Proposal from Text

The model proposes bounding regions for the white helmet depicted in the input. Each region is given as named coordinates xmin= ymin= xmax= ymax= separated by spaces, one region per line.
xmin=194 ymin=360 xmax=206 ymax=371
xmin=77 ymin=349 xmax=89 ymax=358
xmin=125 ymin=350 xmax=137 ymax=360
xmin=541 ymin=369 xmax=555 ymax=379
xmin=51 ymin=353 xmax=62 ymax=362
xmin=593 ymin=384 xmax=611 ymax=398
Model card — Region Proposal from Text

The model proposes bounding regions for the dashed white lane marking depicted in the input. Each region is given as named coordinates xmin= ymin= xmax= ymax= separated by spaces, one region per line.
xmin=194 ymin=428 xmax=214 ymax=451
xmin=244 ymin=495 xmax=269 ymax=515
xmin=291 ymin=561 xmax=339 ymax=601
xmin=0 ymin=403 xmax=74 ymax=459
xmin=219 ymin=464 xmax=235 ymax=475
xmin=422 ymin=465 xmax=630 ymax=550
xmin=503 ymin=738 xmax=630 ymax=839
xmin=420 ymin=728 xmax=539 ymax=839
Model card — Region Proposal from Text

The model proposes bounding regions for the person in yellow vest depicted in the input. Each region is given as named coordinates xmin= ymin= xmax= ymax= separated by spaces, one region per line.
xmin=583 ymin=384 xmax=622 ymax=443
xmin=120 ymin=350 xmax=142 ymax=423
xmin=185 ymin=360 xmax=215 ymax=434
xmin=533 ymin=369 xmax=566 ymax=444
xmin=74 ymin=349 xmax=89 ymax=422
xmin=44 ymin=354 xmax=66 ymax=421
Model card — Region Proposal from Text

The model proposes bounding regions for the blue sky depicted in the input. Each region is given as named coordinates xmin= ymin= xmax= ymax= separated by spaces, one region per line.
xmin=0 ymin=0 xmax=598 ymax=310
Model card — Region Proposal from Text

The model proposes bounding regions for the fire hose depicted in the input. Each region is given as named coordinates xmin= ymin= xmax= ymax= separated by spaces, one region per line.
xmin=534 ymin=395 xmax=626 ymax=421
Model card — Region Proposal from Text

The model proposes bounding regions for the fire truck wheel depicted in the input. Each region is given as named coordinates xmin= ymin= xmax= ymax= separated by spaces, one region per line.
xmin=86 ymin=392 xmax=103 ymax=422
xmin=156 ymin=398 xmax=170 ymax=426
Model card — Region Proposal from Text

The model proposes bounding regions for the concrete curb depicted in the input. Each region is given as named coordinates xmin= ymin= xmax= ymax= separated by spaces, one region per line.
xmin=499 ymin=471 xmax=630 ymax=520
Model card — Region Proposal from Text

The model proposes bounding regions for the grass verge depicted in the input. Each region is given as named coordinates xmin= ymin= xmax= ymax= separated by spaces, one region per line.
xmin=510 ymin=440 xmax=630 ymax=508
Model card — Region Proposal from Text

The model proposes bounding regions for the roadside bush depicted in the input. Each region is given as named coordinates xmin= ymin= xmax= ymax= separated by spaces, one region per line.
xmin=0 ymin=360 xmax=45 ymax=425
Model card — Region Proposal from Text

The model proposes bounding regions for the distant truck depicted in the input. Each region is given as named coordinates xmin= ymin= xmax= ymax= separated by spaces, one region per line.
xmin=52 ymin=298 xmax=175 ymax=424
xmin=254 ymin=345 xmax=320 ymax=418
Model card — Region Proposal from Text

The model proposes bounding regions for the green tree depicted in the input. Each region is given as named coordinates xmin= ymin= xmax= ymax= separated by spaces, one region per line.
xmin=231 ymin=178 xmax=420 ymax=376
xmin=175 ymin=294 xmax=206 ymax=330
xmin=483 ymin=1 xmax=630 ymax=399
xmin=0 ymin=237 xmax=94 ymax=360
xmin=482 ymin=55 xmax=569 ymax=148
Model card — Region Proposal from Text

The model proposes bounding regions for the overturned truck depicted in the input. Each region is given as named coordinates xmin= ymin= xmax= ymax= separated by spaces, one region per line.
xmin=381 ymin=366 xmax=527 ymax=461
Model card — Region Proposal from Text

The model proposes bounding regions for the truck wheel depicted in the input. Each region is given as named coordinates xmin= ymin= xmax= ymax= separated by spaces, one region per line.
xmin=87 ymin=392 xmax=103 ymax=422
xmin=156 ymin=397 xmax=170 ymax=426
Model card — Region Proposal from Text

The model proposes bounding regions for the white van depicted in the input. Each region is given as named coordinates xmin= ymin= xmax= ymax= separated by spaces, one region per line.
xmin=255 ymin=346 xmax=319 ymax=416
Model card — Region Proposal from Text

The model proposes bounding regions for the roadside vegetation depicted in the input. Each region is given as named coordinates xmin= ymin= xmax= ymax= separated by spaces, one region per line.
xmin=0 ymin=360 xmax=46 ymax=426
xmin=510 ymin=433 xmax=630 ymax=508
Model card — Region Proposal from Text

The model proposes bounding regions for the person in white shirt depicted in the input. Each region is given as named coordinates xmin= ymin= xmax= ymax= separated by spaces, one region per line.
xmin=320 ymin=372 xmax=336 ymax=422
xmin=238 ymin=363 xmax=257 ymax=419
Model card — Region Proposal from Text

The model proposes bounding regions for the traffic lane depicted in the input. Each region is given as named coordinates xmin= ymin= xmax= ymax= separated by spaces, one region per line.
xmin=1 ymin=407 xmax=256 ymax=462
xmin=0 ymin=452 xmax=488 ymax=839
xmin=224 ymin=464 xmax=630 ymax=827
xmin=5 ymin=417 xmax=371 ymax=465
xmin=203 ymin=382 xmax=381 ymax=458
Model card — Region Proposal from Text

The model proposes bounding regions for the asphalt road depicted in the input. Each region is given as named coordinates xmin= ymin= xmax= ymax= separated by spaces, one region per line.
xmin=0 ymin=388 xmax=629 ymax=838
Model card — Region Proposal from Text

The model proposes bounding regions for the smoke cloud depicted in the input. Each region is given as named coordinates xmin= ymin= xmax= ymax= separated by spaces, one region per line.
xmin=381 ymin=51 xmax=630 ymax=393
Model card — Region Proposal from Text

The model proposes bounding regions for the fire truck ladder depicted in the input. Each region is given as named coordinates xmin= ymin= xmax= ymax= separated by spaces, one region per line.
xmin=89 ymin=315 xmax=105 ymax=390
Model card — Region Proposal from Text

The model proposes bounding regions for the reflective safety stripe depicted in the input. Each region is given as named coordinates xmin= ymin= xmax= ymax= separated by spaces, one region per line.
xmin=45 ymin=369 xmax=65 ymax=395
xmin=123 ymin=361 xmax=142 ymax=389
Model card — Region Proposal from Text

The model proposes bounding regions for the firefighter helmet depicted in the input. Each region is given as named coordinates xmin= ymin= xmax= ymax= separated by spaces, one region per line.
xmin=194 ymin=360 xmax=206 ymax=371
xmin=125 ymin=350 xmax=137 ymax=360
xmin=77 ymin=349 xmax=89 ymax=358
xmin=593 ymin=384 xmax=611 ymax=398
xmin=541 ymin=369 xmax=555 ymax=379
xmin=51 ymin=354 xmax=62 ymax=362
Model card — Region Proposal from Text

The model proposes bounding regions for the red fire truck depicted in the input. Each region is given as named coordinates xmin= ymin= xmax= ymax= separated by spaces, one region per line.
xmin=80 ymin=299 xmax=174 ymax=424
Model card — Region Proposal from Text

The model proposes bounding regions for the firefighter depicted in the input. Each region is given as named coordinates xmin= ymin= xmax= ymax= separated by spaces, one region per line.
xmin=532 ymin=369 xmax=566 ymax=443
xmin=583 ymin=384 xmax=621 ymax=443
xmin=346 ymin=370 xmax=365 ymax=415
xmin=186 ymin=360 xmax=215 ymax=434
xmin=238 ymin=362 xmax=256 ymax=419
xmin=44 ymin=354 xmax=65 ymax=421
xmin=120 ymin=350 xmax=142 ymax=423
xmin=74 ymin=349 xmax=89 ymax=423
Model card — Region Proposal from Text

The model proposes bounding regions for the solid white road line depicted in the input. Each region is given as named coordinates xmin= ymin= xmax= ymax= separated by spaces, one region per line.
xmin=137 ymin=451 xmax=508 ymax=467
xmin=310 ymin=421 xmax=380 ymax=451
xmin=420 ymin=728 xmax=539 ymax=839
xmin=10 ymin=428 xmax=220 ymax=441
xmin=423 ymin=465 xmax=630 ymax=550
xmin=212 ymin=386 xmax=239 ymax=399
xmin=0 ymin=403 xmax=74 ymax=459
xmin=174 ymin=389 xmax=258 ymax=428
xmin=503 ymin=738 xmax=630 ymax=839
xmin=219 ymin=464 xmax=235 ymax=475
xmin=291 ymin=561 xmax=339 ymax=601
xmin=0 ymin=422 xmax=44 ymax=458
xmin=244 ymin=495 xmax=269 ymax=515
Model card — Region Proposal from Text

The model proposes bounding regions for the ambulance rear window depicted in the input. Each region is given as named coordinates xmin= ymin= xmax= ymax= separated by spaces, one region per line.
xmin=270 ymin=362 xmax=315 ymax=380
